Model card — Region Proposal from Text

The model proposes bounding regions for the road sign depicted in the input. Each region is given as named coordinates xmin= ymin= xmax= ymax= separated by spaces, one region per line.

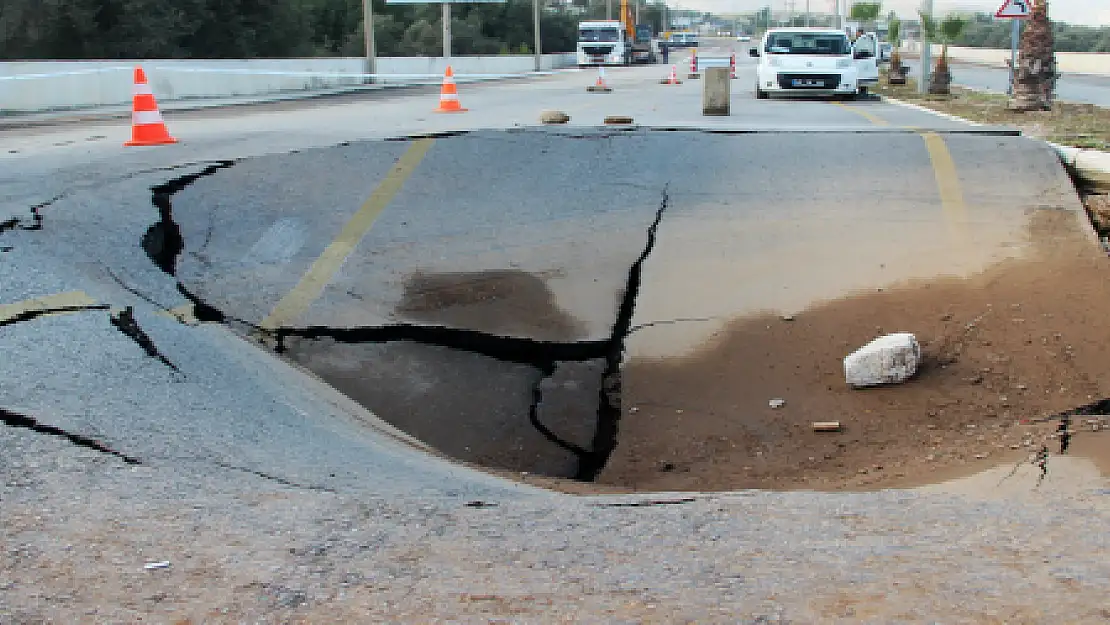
xmin=995 ymin=0 xmax=1030 ymax=19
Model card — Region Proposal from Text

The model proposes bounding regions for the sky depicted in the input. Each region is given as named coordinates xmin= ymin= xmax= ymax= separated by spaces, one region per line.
xmin=678 ymin=1 xmax=1110 ymax=27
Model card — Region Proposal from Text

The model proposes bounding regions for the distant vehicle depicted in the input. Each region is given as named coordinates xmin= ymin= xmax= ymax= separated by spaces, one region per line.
xmin=878 ymin=42 xmax=893 ymax=62
xmin=737 ymin=34 xmax=752 ymax=42
xmin=668 ymin=32 xmax=699 ymax=48
xmin=749 ymin=27 xmax=879 ymax=100
xmin=576 ymin=0 xmax=656 ymax=67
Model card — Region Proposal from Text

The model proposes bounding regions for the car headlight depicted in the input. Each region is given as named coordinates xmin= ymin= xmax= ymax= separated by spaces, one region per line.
xmin=836 ymin=58 xmax=852 ymax=68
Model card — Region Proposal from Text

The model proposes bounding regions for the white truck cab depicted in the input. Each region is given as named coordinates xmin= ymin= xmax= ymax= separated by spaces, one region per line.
xmin=749 ymin=27 xmax=879 ymax=99
xmin=577 ymin=21 xmax=631 ymax=67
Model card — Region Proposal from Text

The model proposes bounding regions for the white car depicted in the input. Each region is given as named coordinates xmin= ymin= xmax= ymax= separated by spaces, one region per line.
xmin=749 ymin=27 xmax=880 ymax=99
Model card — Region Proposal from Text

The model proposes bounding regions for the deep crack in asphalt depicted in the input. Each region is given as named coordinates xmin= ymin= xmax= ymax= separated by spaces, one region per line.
xmin=139 ymin=150 xmax=671 ymax=482
xmin=0 ymin=407 xmax=142 ymax=465
xmin=109 ymin=305 xmax=182 ymax=375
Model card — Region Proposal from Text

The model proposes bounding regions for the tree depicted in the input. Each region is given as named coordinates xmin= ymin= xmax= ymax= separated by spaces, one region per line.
xmin=886 ymin=13 xmax=905 ymax=83
xmin=1009 ymin=0 xmax=1057 ymax=111
xmin=850 ymin=2 xmax=881 ymax=32
xmin=922 ymin=12 xmax=969 ymax=95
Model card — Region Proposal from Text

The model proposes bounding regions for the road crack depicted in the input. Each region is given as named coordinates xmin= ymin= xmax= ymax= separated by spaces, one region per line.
xmin=109 ymin=306 xmax=182 ymax=375
xmin=0 ymin=407 xmax=141 ymax=465
xmin=0 ymin=304 xmax=111 ymax=328
xmin=212 ymin=460 xmax=336 ymax=493
xmin=140 ymin=157 xmax=672 ymax=483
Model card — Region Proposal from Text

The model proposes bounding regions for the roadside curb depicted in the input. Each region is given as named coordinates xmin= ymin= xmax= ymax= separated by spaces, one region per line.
xmin=0 ymin=69 xmax=572 ymax=130
xmin=881 ymin=94 xmax=1110 ymax=193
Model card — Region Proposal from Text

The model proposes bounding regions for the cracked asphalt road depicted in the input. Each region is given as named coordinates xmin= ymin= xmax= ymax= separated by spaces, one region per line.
xmin=3 ymin=51 xmax=1110 ymax=621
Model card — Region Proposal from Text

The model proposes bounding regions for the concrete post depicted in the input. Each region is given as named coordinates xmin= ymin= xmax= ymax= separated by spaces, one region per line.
xmin=702 ymin=67 xmax=730 ymax=116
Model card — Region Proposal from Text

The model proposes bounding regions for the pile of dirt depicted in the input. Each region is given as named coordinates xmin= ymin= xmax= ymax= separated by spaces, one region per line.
xmin=602 ymin=208 xmax=1110 ymax=492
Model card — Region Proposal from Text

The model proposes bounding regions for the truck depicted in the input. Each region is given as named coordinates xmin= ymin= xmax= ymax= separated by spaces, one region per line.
xmin=576 ymin=0 xmax=656 ymax=67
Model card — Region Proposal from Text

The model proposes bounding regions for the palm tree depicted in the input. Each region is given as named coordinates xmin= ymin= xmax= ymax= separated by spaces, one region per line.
xmin=1009 ymin=0 xmax=1057 ymax=111
xmin=886 ymin=13 xmax=905 ymax=84
xmin=923 ymin=12 xmax=969 ymax=95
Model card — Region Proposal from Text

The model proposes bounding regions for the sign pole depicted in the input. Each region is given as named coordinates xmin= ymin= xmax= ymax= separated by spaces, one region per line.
xmin=363 ymin=0 xmax=376 ymax=82
xmin=442 ymin=2 xmax=452 ymax=62
xmin=533 ymin=0 xmax=542 ymax=72
xmin=1007 ymin=17 xmax=1019 ymax=95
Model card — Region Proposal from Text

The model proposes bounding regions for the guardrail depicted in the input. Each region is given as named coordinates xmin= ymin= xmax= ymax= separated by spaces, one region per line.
xmin=900 ymin=43 xmax=1110 ymax=76
xmin=0 ymin=54 xmax=578 ymax=114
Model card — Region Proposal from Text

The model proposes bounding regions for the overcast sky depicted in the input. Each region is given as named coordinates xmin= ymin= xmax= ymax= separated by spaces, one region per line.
xmin=681 ymin=1 xmax=1110 ymax=27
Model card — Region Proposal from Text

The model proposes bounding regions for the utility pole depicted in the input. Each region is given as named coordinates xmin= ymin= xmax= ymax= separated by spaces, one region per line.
xmin=362 ymin=0 xmax=376 ymax=82
xmin=533 ymin=0 xmax=542 ymax=71
xmin=805 ymin=0 xmax=810 ymax=26
xmin=919 ymin=0 xmax=932 ymax=94
xmin=442 ymin=2 xmax=451 ymax=61
xmin=607 ymin=0 xmax=612 ymax=20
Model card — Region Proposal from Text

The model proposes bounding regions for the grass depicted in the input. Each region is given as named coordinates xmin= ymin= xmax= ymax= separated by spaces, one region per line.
xmin=875 ymin=71 xmax=1110 ymax=152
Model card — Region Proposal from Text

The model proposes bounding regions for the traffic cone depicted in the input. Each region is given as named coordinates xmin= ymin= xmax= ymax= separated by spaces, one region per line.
xmin=660 ymin=64 xmax=683 ymax=85
xmin=434 ymin=66 xmax=467 ymax=113
xmin=124 ymin=66 xmax=177 ymax=147
xmin=688 ymin=49 xmax=700 ymax=79
xmin=586 ymin=66 xmax=612 ymax=93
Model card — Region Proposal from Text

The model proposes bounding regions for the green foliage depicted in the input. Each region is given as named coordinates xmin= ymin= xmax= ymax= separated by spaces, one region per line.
xmin=938 ymin=14 xmax=970 ymax=45
xmin=887 ymin=14 xmax=901 ymax=46
xmin=850 ymin=2 xmax=882 ymax=22
xmin=953 ymin=12 xmax=1110 ymax=52
xmin=0 ymin=0 xmax=584 ymax=59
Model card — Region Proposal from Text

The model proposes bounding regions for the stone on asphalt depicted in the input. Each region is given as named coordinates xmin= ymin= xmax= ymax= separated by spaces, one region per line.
xmin=844 ymin=332 xmax=921 ymax=388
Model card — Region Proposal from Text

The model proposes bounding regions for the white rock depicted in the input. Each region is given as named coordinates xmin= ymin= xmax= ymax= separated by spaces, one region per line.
xmin=843 ymin=332 xmax=921 ymax=388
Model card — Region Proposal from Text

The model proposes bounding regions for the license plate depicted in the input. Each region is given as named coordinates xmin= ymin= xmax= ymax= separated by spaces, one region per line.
xmin=592 ymin=56 xmax=605 ymax=62
xmin=792 ymin=78 xmax=823 ymax=87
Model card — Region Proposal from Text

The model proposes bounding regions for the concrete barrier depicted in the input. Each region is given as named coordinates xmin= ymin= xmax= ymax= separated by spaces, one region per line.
xmin=901 ymin=42 xmax=1110 ymax=76
xmin=0 ymin=54 xmax=577 ymax=114
xmin=702 ymin=67 xmax=730 ymax=116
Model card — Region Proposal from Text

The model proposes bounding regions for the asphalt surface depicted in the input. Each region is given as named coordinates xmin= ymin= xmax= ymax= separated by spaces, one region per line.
xmin=2 ymin=39 xmax=1109 ymax=621
xmin=904 ymin=58 xmax=1110 ymax=106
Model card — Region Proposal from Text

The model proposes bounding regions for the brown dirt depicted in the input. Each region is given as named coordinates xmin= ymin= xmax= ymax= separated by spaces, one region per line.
xmin=601 ymin=207 xmax=1110 ymax=492
xmin=876 ymin=76 xmax=1110 ymax=151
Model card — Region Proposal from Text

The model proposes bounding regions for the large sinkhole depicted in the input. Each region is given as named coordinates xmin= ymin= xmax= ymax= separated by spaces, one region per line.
xmin=141 ymin=127 xmax=1110 ymax=492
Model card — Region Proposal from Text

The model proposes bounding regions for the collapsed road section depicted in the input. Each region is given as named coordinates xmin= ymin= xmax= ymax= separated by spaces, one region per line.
xmin=141 ymin=127 xmax=1110 ymax=491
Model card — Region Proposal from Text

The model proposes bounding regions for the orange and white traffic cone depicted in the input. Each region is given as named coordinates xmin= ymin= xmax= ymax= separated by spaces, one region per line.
xmin=586 ymin=66 xmax=612 ymax=93
xmin=434 ymin=66 xmax=467 ymax=113
xmin=124 ymin=66 xmax=177 ymax=147
xmin=660 ymin=64 xmax=682 ymax=85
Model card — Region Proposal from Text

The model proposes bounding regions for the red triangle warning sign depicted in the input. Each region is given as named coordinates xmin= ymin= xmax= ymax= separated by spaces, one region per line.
xmin=995 ymin=0 xmax=1031 ymax=18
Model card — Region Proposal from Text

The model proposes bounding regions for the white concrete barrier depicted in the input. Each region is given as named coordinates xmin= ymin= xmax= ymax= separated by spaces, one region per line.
xmin=0 ymin=54 xmax=577 ymax=114
xmin=901 ymin=42 xmax=1110 ymax=76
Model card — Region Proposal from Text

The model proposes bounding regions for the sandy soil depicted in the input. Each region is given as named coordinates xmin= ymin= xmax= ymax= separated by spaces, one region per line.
xmin=602 ymin=207 xmax=1110 ymax=492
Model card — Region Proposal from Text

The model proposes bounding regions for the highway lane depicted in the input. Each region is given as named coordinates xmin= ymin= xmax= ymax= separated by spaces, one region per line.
xmin=904 ymin=58 xmax=1110 ymax=106
xmin=3 ymin=49 xmax=1110 ymax=621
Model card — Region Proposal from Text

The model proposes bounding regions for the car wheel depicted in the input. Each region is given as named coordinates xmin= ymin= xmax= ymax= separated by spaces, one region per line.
xmin=755 ymin=86 xmax=768 ymax=99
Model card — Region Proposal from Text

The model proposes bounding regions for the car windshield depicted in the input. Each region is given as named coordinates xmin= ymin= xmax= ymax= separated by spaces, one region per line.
xmin=579 ymin=28 xmax=620 ymax=42
xmin=765 ymin=33 xmax=850 ymax=55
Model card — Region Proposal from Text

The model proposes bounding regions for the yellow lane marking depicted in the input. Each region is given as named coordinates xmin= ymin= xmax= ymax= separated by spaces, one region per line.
xmin=833 ymin=101 xmax=889 ymax=126
xmin=0 ymin=291 xmax=98 ymax=323
xmin=920 ymin=131 xmax=971 ymax=245
xmin=160 ymin=303 xmax=199 ymax=325
xmin=260 ymin=138 xmax=435 ymax=331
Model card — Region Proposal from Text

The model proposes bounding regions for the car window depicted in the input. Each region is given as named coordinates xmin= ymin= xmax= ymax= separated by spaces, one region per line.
xmin=765 ymin=33 xmax=850 ymax=55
